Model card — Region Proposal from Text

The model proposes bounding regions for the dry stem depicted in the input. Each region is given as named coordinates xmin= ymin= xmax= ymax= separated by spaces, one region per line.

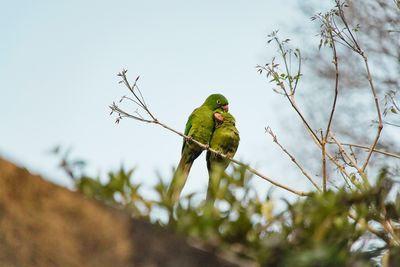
xmin=360 ymin=55 xmax=383 ymax=171
xmin=333 ymin=0 xmax=384 ymax=172
xmin=325 ymin=29 xmax=339 ymax=139
xmin=266 ymin=127 xmax=321 ymax=192
xmin=331 ymin=143 xmax=400 ymax=160
xmin=329 ymin=132 xmax=370 ymax=188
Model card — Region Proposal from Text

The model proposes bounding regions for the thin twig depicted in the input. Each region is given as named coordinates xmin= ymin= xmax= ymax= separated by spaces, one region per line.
xmin=331 ymin=17 xmax=354 ymax=49
xmin=340 ymin=171 xmax=352 ymax=189
xmin=387 ymin=92 xmax=400 ymax=112
xmin=348 ymin=145 xmax=358 ymax=164
xmin=293 ymin=49 xmax=301 ymax=94
xmin=329 ymin=133 xmax=362 ymax=173
xmin=381 ymin=120 xmax=400 ymax=128
xmin=321 ymin=136 xmax=328 ymax=192
xmin=307 ymin=130 xmax=354 ymax=185
xmin=266 ymin=127 xmax=321 ymax=192
xmin=333 ymin=1 xmax=384 ymax=172
xmin=118 ymin=70 xmax=156 ymax=120
xmin=264 ymin=34 xmax=356 ymax=187
xmin=262 ymin=36 xmax=355 ymax=190
xmin=360 ymin=55 xmax=383 ymax=171
xmin=325 ymin=149 xmax=353 ymax=181
xmin=121 ymin=95 xmax=145 ymax=108
xmin=110 ymin=103 xmax=153 ymax=123
xmin=329 ymin=133 xmax=370 ymax=187
xmin=329 ymin=142 xmax=400 ymax=160
xmin=320 ymin=29 xmax=340 ymax=192
xmin=275 ymin=76 xmax=321 ymax=145
xmin=264 ymin=37 xmax=321 ymax=145
xmin=325 ymin=29 xmax=339 ymax=139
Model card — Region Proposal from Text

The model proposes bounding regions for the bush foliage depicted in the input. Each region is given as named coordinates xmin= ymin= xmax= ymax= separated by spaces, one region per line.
xmin=56 ymin=150 xmax=400 ymax=266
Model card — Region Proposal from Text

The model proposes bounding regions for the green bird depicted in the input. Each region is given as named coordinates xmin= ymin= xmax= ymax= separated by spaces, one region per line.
xmin=168 ymin=94 xmax=229 ymax=201
xmin=206 ymin=110 xmax=240 ymax=201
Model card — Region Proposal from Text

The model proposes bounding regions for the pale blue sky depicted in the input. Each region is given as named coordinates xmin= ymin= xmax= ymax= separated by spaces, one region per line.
xmin=0 ymin=1 xmax=329 ymax=200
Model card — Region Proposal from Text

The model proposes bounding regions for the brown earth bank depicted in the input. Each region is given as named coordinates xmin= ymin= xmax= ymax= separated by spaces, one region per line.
xmin=0 ymin=157 xmax=242 ymax=267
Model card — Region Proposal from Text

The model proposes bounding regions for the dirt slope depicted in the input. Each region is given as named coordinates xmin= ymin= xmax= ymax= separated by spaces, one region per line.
xmin=0 ymin=158 xmax=239 ymax=267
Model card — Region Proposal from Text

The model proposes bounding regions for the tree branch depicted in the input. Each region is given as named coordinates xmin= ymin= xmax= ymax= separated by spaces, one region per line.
xmin=328 ymin=142 xmax=400 ymax=160
xmin=360 ymin=55 xmax=383 ymax=171
xmin=329 ymin=132 xmax=370 ymax=188
xmin=325 ymin=29 xmax=340 ymax=139
xmin=333 ymin=0 xmax=384 ymax=172
xmin=266 ymin=127 xmax=321 ymax=192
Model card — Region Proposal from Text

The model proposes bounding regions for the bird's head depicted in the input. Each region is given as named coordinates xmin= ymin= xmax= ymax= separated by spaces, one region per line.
xmin=203 ymin=94 xmax=229 ymax=112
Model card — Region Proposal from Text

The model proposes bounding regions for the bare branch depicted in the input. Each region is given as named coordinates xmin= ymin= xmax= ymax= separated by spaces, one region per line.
xmin=109 ymin=102 xmax=153 ymax=123
xmin=316 ymin=137 xmax=354 ymax=183
xmin=381 ymin=120 xmax=400 ymax=128
xmin=336 ymin=0 xmax=362 ymax=52
xmin=317 ymin=28 xmax=341 ymax=192
xmin=321 ymin=135 xmax=328 ymax=192
xmin=360 ymin=55 xmax=383 ymax=171
xmin=293 ymin=49 xmax=302 ymax=94
xmin=325 ymin=29 xmax=340 ymax=139
xmin=329 ymin=132 xmax=370 ymax=187
xmin=329 ymin=142 xmax=400 ymax=160
xmin=329 ymin=133 xmax=361 ymax=172
xmin=332 ymin=1 xmax=384 ymax=171
xmin=266 ymin=127 xmax=321 ymax=192
xmin=117 ymin=70 xmax=156 ymax=121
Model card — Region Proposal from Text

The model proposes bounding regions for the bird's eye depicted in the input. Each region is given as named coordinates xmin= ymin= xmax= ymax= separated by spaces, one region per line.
xmin=216 ymin=100 xmax=221 ymax=105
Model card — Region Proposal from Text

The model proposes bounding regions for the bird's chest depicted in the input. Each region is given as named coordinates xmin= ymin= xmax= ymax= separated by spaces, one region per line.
xmin=214 ymin=130 xmax=239 ymax=150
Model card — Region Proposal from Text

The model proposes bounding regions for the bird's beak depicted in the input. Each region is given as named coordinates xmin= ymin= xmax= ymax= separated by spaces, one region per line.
xmin=222 ymin=104 xmax=229 ymax=112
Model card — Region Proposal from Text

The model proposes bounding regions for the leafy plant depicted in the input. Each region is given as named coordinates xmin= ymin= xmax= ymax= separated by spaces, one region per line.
xmin=54 ymin=147 xmax=399 ymax=266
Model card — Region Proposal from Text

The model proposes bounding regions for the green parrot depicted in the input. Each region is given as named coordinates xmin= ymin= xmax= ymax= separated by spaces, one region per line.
xmin=206 ymin=110 xmax=240 ymax=201
xmin=168 ymin=94 xmax=229 ymax=201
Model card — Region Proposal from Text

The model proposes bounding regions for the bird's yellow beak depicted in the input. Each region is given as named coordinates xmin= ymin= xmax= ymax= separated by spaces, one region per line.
xmin=222 ymin=104 xmax=229 ymax=112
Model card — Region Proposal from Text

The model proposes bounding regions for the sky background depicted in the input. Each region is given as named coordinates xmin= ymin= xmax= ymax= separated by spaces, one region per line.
xmin=0 ymin=1 xmax=331 ymax=202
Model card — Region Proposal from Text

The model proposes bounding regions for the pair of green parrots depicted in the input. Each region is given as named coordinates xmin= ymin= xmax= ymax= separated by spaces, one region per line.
xmin=167 ymin=94 xmax=240 ymax=201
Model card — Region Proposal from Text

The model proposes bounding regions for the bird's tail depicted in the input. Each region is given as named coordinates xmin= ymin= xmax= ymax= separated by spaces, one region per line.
xmin=167 ymin=156 xmax=193 ymax=202
xmin=206 ymin=162 xmax=225 ymax=202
